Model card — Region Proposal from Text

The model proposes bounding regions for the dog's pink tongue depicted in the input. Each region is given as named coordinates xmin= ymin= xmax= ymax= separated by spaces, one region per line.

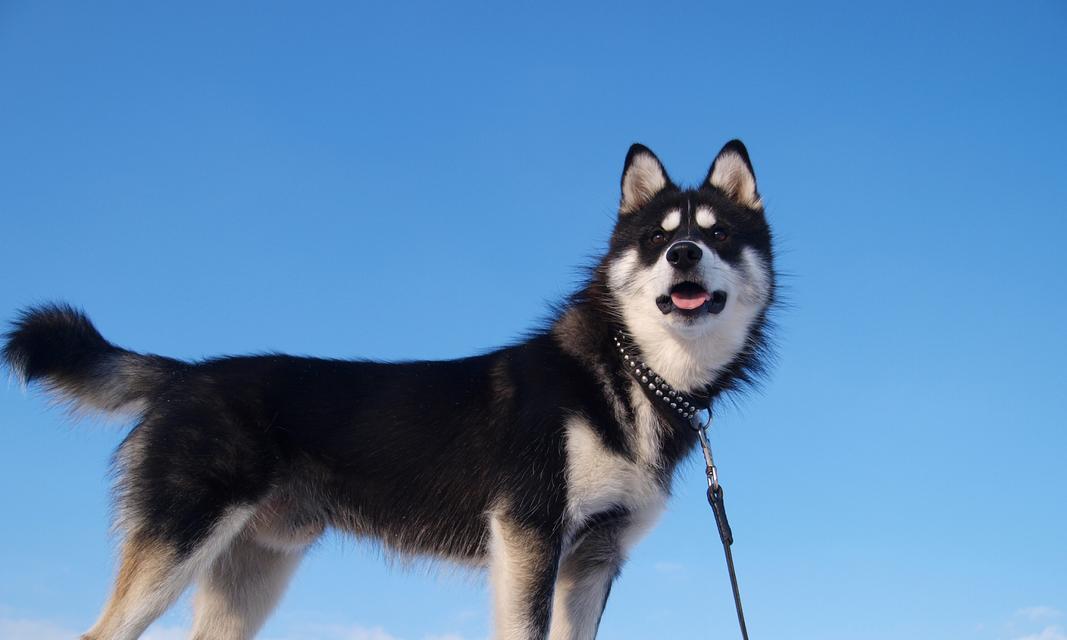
xmin=671 ymin=290 xmax=710 ymax=310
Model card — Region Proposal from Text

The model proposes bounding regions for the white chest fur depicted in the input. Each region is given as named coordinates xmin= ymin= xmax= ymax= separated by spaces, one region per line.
xmin=562 ymin=392 xmax=670 ymax=547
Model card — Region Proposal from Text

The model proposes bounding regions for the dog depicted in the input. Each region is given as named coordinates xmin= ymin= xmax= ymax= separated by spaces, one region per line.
xmin=3 ymin=140 xmax=775 ymax=640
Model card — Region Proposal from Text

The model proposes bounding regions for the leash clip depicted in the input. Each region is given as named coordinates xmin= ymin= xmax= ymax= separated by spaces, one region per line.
xmin=693 ymin=410 xmax=719 ymax=493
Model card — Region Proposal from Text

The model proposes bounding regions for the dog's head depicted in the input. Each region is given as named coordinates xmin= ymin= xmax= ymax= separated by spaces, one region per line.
xmin=601 ymin=141 xmax=774 ymax=391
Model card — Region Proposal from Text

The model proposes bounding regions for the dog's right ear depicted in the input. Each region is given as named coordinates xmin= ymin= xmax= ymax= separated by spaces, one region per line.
xmin=619 ymin=144 xmax=671 ymax=214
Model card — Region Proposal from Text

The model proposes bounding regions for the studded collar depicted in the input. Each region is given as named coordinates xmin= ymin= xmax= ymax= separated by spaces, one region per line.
xmin=612 ymin=329 xmax=710 ymax=421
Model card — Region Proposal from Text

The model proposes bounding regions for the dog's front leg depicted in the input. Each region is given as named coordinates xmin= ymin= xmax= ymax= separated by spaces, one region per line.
xmin=488 ymin=513 xmax=562 ymax=640
xmin=547 ymin=522 xmax=625 ymax=640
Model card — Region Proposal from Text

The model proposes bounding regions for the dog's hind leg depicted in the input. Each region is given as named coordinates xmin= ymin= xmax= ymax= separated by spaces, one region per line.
xmin=189 ymin=535 xmax=306 ymax=640
xmin=80 ymin=507 xmax=253 ymax=640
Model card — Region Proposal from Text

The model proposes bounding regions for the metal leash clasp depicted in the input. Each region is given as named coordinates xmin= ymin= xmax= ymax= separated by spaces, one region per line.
xmin=693 ymin=410 xmax=719 ymax=493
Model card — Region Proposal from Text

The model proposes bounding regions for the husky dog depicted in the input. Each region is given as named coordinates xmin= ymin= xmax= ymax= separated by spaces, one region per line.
xmin=3 ymin=140 xmax=775 ymax=640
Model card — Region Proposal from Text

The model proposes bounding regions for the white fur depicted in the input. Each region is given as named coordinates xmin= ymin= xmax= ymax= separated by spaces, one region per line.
xmin=660 ymin=209 xmax=681 ymax=231
xmin=488 ymin=512 xmax=545 ymax=640
xmin=247 ymin=492 xmax=325 ymax=554
xmin=620 ymin=153 xmax=668 ymax=214
xmin=563 ymin=416 xmax=666 ymax=532
xmin=708 ymin=152 xmax=762 ymax=209
xmin=617 ymin=392 xmax=673 ymax=548
xmin=606 ymin=246 xmax=771 ymax=392
xmin=548 ymin=560 xmax=615 ymax=640
xmin=695 ymin=207 xmax=715 ymax=229
xmin=190 ymin=536 xmax=304 ymax=640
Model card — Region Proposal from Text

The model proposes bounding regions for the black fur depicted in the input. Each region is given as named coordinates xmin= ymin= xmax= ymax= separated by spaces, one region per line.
xmin=4 ymin=303 xmax=116 ymax=383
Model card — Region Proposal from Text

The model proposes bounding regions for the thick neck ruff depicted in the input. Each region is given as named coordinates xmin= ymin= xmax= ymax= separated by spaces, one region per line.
xmin=613 ymin=329 xmax=710 ymax=421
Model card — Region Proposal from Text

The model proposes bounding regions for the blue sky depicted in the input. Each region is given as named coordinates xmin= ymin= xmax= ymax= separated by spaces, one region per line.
xmin=1 ymin=1 xmax=1065 ymax=639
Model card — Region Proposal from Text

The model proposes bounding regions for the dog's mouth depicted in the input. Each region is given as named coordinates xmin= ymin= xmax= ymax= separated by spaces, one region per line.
xmin=656 ymin=283 xmax=728 ymax=316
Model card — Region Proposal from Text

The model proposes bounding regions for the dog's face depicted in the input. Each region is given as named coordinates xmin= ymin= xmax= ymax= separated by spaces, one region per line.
xmin=603 ymin=141 xmax=774 ymax=388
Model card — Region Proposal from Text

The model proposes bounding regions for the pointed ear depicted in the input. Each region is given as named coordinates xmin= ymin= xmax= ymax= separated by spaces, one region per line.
xmin=706 ymin=140 xmax=762 ymax=209
xmin=620 ymin=144 xmax=671 ymax=214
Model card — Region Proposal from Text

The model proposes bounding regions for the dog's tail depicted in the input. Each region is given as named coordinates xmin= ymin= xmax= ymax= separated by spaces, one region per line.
xmin=3 ymin=303 xmax=184 ymax=415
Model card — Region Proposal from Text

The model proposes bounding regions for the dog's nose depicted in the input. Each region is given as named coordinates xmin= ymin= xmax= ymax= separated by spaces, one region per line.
xmin=666 ymin=241 xmax=702 ymax=270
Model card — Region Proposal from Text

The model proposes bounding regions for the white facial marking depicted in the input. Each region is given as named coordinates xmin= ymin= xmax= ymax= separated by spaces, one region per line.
xmin=738 ymin=246 xmax=773 ymax=306
xmin=606 ymin=241 xmax=772 ymax=391
xmin=695 ymin=207 xmax=716 ymax=229
xmin=660 ymin=209 xmax=681 ymax=231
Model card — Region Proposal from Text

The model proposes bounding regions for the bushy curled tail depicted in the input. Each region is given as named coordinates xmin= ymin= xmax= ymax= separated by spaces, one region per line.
xmin=3 ymin=304 xmax=182 ymax=414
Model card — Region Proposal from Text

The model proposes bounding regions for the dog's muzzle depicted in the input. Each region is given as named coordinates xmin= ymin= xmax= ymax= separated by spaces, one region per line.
xmin=656 ymin=284 xmax=728 ymax=315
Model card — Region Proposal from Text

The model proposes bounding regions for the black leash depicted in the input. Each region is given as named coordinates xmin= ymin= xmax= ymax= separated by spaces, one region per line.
xmin=693 ymin=413 xmax=750 ymax=640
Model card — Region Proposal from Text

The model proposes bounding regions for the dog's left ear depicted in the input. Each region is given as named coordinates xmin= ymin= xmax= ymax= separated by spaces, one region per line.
xmin=705 ymin=140 xmax=762 ymax=209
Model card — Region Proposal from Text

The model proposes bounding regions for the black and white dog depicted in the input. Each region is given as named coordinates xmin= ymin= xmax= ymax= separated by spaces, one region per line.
xmin=3 ymin=140 xmax=775 ymax=640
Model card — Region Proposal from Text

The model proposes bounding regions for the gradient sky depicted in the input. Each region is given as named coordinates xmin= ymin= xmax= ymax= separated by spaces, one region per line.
xmin=1 ymin=2 xmax=1065 ymax=639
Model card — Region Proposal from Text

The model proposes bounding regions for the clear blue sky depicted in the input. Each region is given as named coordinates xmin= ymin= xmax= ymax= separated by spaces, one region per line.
xmin=1 ymin=2 xmax=1065 ymax=639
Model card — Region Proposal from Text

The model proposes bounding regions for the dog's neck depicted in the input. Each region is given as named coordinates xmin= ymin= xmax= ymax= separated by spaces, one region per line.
xmin=611 ymin=329 xmax=708 ymax=420
xmin=551 ymin=302 xmax=709 ymax=476
xmin=614 ymin=314 xmax=725 ymax=393
xmin=551 ymin=297 xmax=728 ymax=395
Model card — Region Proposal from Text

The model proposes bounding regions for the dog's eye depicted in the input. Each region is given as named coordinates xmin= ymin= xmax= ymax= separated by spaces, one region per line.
xmin=711 ymin=228 xmax=729 ymax=242
xmin=649 ymin=231 xmax=668 ymax=246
